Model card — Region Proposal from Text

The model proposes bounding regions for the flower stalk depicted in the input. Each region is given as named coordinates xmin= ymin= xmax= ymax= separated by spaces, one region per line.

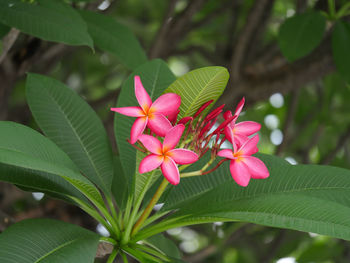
xmin=131 ymin=178 xmax=169 ymax=237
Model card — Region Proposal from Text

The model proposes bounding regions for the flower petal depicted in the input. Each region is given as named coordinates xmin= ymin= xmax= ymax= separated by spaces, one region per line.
xmin=150 ymin=93 xmax=181 ymax=115
xmin=242 ymin=156 xmax=269 ymax=179
xmin=167 ymin=149 xmax=198 ymax=165
xmin=224 ymin=127 xmax=237 ymax=152
xmin=111 ymin=106 xmax=144 ymax=117
xmin=130 ymin=117 xmax=148 ymax=144
xmin=163 ymin=124 xmax=185 ymax=152
xmin=235 ymin=121 xmax=261 ymax=136
xmin=134 ymin=76 xmax=152 ymax=112
xmin=138 ymin=134 xmax=162 ymax=155
xmin=234 ymin=133 xmax=249 ymax=149
xmin=148 ymin=113 xmax=173 ymax=137
xmin=139 ymin=154 xmax=164 ymax=174
xmin=230 ymin=159 xmax=251 ymax=187
xmin=217 ymin=149 xmax=234 ymax=159
xmin=238 ymin=134 xmax=259 ymax=156
xmin=161 ymin=156 xmax=180 ymax=185
xmin=234 ymin=97 xmax=245 ymax=117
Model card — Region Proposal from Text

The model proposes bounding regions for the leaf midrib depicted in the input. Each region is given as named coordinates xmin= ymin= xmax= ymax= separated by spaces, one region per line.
xmin=182 ymin=69 xmax=225 ymax=117
xmin=34 ymin=238 xmax=77 ymax=262
xmin=42 ymin=86 xmax=107 ymax=191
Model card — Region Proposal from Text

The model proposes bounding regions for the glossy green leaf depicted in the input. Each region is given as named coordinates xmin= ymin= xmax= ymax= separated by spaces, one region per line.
xmin=26 ymin=73 xmax=114 ymax=194
xmin=164 ymin=66 xmax=229 ymax=120
xmin=0 ymin=0 xmax=93 ymax=48
xmin=278 ymin=11 xmax=326 ymax=62
xmin=332 ymin=21 xmax=350 ymax=83
xmin=0 ymin=219 xmax=99 ymax=263
xmin=147 ymin=234 xmax=182 ymax=260
xmin=79 ymin=10 xmax=147 ymax=70
xmin=135 ymin=154 xmax=350 ymax=242
xmin=0 ymin=121 xmax=104 ymax=206
xmin=114 ymin=59 xmax=176 ymax=197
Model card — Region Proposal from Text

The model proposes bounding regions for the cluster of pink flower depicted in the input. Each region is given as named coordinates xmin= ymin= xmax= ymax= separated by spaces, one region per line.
xmin=111 ymin=76 xmax=269 ymax=187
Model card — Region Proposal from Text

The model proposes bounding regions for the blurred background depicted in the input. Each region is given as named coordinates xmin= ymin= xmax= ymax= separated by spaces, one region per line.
xmin=1 ymin=0 xmax=350 ymax=262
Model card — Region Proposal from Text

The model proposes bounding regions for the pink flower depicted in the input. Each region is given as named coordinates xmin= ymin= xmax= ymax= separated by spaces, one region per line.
xmin=217 ymin=135 xmax=269 ymax=187
xmin=111 ymin=76 xmax=181 ymax=143
xmin=138 ymin=125 xmax=198 ymax=185
xmin=224 ymin=97 xmax=261 ymax=148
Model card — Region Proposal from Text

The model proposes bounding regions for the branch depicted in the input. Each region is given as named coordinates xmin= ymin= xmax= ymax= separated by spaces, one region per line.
xmin=301 ymin=124 xmax=325 ymax=164
xmin=0 ymin=28 xmax=20 ymax=65
xmin=320 ymin=125 xmax=350 ymax=165
xmin=173 ymin=45 xmax=224 ymax=65
xmin=148 ymin=0 xmax=178 ymax=58
xmin=229 ymin=0 xmax=275 ymax=82
xmin=275 ymin=89 xmax=300 ymax=156
xmin=219 ymin=32 xmax=334 ymax=108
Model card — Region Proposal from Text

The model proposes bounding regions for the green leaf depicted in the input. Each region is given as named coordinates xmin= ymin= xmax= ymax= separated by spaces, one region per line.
xmin=79 ymin=10 xmax=147 ymax=70
xmin=0 ymin=219 xmax=99 ymax=263
xmin=136 ymin=154 xmax=350 ymax=242
xmin=278 ymin=11 xmax=326 ymax=62
xmin=164 ymin=66 xmax=229 ymax=120
xmin=0 ymin=0 xmax=93 ymax=48
xmin=0 ymin=121 xmax=104 ymax=206
xmin=26 ymin=73 xmax=114 ymax=195
xmin=114 ymin=59 xmax=176 ymax=197
xmin=0 ymin=23 xmax=10 ymax=39
xmin=332 ymin=21 xmax=350 ymax=83
xmin=112 ymin=156 xmax=129 ymax=210
xmin=147 ymin=234 xmax=182 ymax=259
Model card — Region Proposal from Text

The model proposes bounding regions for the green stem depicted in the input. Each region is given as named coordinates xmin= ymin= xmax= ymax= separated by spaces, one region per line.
xmin=70 ymin=196 xmax=116 ymax=237
xmin=123 ymin=196 xmax=133 ymax=226
xmin=131 ymin=179 xmax=168 ymax=237
xmin=93 ymin=199 xmax=121 ymax=240
xmin=180 ymin=158 xmax=216 ymax=178
xmin=120 ymin=251 xmax=129 ymax=263
xmin=107 ymin=195 xmax=119 ymax=222
xmin=122 ymin=175 xmax=154 ymax=244
xmin=181 ymin=170 xmax=202 ymax=177
xmin=123 ymin=246 xmax=162 ymax=263
xmin=328 ymin=0 xmax=336 ymax=19
xmin=107 ymin=249 xmax=119 ymax=263
xmin=141 ymin=211 xmax=171 ymax=230
xmin=99 ymin=236 xmax=118 ymax=246
xmin=131 ymin=243 xmax=170 ymax=262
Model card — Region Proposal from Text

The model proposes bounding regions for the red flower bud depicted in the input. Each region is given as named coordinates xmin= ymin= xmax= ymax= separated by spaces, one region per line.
xmin=205 ymin=104 xmax=225 ymax=121
xmin=194 ymin=100 xmax=214 ymax=118
xmin=178 ymin=116 xmax=193 ymax=125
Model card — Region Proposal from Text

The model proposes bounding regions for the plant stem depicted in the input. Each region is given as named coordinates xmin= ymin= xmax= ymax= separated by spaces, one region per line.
xmin=70 ymin=196 xmax=116 ymax=238
xmin=123 ymin=196 xmax=133 ymax=227
xmin=120 ymin=251 xmax=129 ymax=263
xmin=122 ymin=175 xmax=154 ymax=244
xmin=93 ymin=200 xmax=121 ymax=240
xmin=180 ymin=158 xmax=216 ymax=178
xmin=131 ymin=243 xmax=170 ymax=262
xmin=141 ymin=211 xmax=171 ymax=229
xmin=131 ymin=178 xmax=169 ymax=237
xmin=180 ymin=170 xmax=202 ymax=177
xmin=100 ymin=236 xmax=118 ymax=246
xmin=107 ymin=249 xmax=118 ymax=263
xmin=107 ymin=195 xmax=119 ymax=222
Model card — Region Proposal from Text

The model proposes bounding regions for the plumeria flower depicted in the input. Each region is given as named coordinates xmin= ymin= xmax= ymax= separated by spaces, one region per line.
xmin=224 ymin=97 xmax=261 ymax=148
xmin=111 ymin=76 xmax=181 ymax=143
xmin=138 ymin=124 xmax=198 ymax=185
xmin=217 ymin=134 xmax=269 ymax=186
